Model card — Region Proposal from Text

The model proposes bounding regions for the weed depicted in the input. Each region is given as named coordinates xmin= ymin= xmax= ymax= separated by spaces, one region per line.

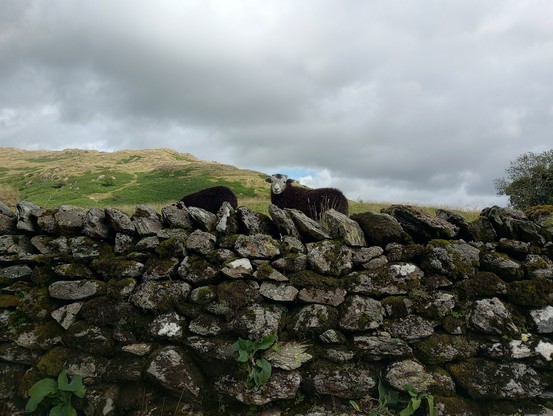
xmin=25 ymin=369 xmax=86 ymax=416
xmin=399 ymin=384 xmax=435 ymax=416
xmin=231 ymin=335 xmax=280 ymax=388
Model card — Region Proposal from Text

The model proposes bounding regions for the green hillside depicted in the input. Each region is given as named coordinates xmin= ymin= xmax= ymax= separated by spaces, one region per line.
xmin=0 ymin=148 xmax=269 ymax=209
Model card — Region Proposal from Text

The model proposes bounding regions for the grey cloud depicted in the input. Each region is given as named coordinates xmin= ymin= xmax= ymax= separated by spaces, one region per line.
xmin=1 ymin=0 xmax=552 ymax=207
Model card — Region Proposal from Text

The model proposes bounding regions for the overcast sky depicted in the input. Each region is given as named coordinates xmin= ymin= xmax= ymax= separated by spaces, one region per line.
xmin=2 ymin=1 xmax=553 ymax=209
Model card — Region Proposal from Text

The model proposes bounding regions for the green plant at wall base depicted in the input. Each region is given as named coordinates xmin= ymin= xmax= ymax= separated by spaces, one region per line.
xmin=231 ymin=335 xmax=280 ymax=388
xmin=399 ymin=384 xmax=435 ymax=416
xmin=349 ymin=379 xmax=398 ymax=415
xmin=25 ymin=369 xmax=86 ymax=416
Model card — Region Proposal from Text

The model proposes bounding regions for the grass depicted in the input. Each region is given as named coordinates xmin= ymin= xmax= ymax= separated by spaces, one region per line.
xmin=0 ymin=148 xmax=481 ymax=220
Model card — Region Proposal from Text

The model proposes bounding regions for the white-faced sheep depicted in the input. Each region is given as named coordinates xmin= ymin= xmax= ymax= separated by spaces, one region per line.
xmin=266 ymin=173 xmax=348 ymax=220
xmin=180 ymin=186 xmax=238 ymax=214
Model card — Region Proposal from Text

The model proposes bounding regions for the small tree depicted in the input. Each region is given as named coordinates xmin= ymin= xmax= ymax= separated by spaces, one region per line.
xmin=494 ymin=150 xmax=553 ymax=210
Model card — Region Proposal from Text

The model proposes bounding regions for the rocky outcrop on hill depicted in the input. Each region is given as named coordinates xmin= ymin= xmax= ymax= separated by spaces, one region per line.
xmin=1 ymin=201 xmax=552 ymax=415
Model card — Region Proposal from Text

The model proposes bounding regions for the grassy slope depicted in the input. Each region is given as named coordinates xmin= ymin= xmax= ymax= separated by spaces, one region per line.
xmin=0 ymin=147 xmax=479 ymax=220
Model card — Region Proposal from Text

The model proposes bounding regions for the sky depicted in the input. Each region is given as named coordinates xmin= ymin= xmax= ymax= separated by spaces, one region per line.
xmin=1 ymin=1 xmax=553 ymax=209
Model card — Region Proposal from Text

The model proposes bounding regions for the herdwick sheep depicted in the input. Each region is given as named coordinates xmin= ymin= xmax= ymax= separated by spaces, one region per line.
xmin=266 ymin=173 xmax=348 ymax=220
xmin=180 ymin=186 xmax=238 ymax=214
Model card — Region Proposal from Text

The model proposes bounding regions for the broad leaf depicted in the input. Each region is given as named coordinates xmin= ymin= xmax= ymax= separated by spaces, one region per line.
xmin=25 ymin=378 xmax=58 ymax=412
xmin=58 ymin=372 xmax=86 ymax=398
xmin=237 ymin=349 xmax=249 ymax=363
xmin=255 ymin=358 xmax=272 ymax=385
xmin=256 ymin=335 xmax=277 ymax=351
xmin=50 ymin=402 xmax=77 ymax=416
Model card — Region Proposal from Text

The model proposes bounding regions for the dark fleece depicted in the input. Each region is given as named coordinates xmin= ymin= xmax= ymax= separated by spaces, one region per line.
xmin=271 ymin=184 xmax=348 ymax=220
xmin=180 ymin=186 xmax=238 ymax=214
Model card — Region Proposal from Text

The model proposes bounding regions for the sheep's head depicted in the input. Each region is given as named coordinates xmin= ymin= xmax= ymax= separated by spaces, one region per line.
xmin=266 ymin=174 xmax=294 ymax=195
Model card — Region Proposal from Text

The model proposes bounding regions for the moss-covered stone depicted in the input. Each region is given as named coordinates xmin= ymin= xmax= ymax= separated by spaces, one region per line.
xmin=507 ymin=278 xmax=553 ymax=307
xmin=414 ymin=334 xmax=478 ymax=365
xmin=289 ymin=270 xmax=343 ymax=289
xmin=17 ymin=287 xmax=54 ymax=322
xmin=155 ymin=236 xmax=187 ymax=258
xmin=36 ymin=347 xmax=72 ymax=376
xmin=455 ymin=271 xmax=507 ymax=300
xmin=0 ymin=294 xmax=20 ymax=308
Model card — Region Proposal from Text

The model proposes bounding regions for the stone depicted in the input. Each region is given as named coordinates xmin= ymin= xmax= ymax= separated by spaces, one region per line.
xmin=231 ymin=303 xmax=283 ymax=340
xmin=293 ymin=304 xmax=338 ymax=336
xmin=288 ymin=209 xmax=331 ymax=241
xmin=436 ymin=208 xmax=478 ymax=241
xmin=307 ymin=240 xmax=353 ymax=277
xmin=186 ymin=229 xmax=216 ymax=254
xmin=320 ymin=209 xmax=366 ymax=246
xmin=48 ymin=280 xmax=106 ymax=300
xmin=264 ymin=342 xmax=312 ymax=370
xmin=0 ymin=201 xmax=16 ymax=234
xmin=351 ymin=211 xmax=411 ymax=246
xmin=142 ymin=256 xmax=179 ymax=281
xmin=188 ymin=314 xmax=227 ymax=336
xmin=149 ymin=312 xmax=185 ymax=339
xmin=0 ymin=265 xmax=33 ymax=282
xmin=131 ymin=204 xmax=163 ymax=236
xmin=386 ymin=315 xmax=436 ymax=341
xmin=16 ymin=200 xmax=43 ymax=233
xmin=235 ymin=234 xmax=281 ymax=259
xmin=449 ymin=358 xmax=545 ymax=399
xmin=55 ymin=206 xmax=85 ymax=236
xmin=481 ymin=252 xmax=524 ymax=282
xmin=51 ymin=302 xmax=84 ymax=330
xmin=189 ymin=286 xmax=216 ymax=304
xmin=221 ymin=258 xmax=254 ymax=279
xmin=382 ymin=205 xmax=458 ymax=244
xmin=530 ymin=305 xmax=553 ymax=333
xmin=215 ymin=201 xmax=239 ymax=234
xmin=414 ymin=334 xmax=478 ymax=365
xmin=308 ymin=362 xmax=378 ymax=399
xmin=178 ymin=256 xmax=217 ymax=285
xmin=146 ymin=346 xmax=205 ymax=403
xmin=129 ymin=281 xmax=191 ymax=311
xmin=298 ymin=286 xmax=347 ymax=306
xmin=385 ymin=359 xmax=435 ymax=392
xmin=268 ymin=204 xmax=300 ymax=239
xmin=423 ymin=240 xmax=480 ymax=280
xmin=339 ymin=295 xmax=384 ymax=331
xmin=161 ymin=202 xmax=194 ymax=230
xmin=468 ymin=297 xmax=519 ymax=336
xmin=354 ymin=335 xmax=413 ymax=361
xmin=188 ymin=206 xmax=217 ymax=231
xmin=352 ymin=246 xmax=384 ymax=265
xmin=215 ymin=371 xmax=301 ymax=405
xmin=105 ymin=207 xmax=135 ymax=234
xmin=348 ymin=262 xmax=423 ymax=296
xmin=260 ymin=281 xmax=299 ymax=302
xmin=68 ymin=236 xmax=101 ymax=260
xmin=237 ymin=206 xmax=278 ymax=236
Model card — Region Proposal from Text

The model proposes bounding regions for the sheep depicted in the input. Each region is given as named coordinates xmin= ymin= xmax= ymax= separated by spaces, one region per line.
xmin=179 ymin=186 xmax=238 ymax=214
xmin=265 ymin=173 xmax=348 ymax=220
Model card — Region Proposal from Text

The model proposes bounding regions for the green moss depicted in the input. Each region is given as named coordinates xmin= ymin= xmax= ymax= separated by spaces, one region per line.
xmin=456 ymin=271 xmax=507 ymax=300
xmin=381 ymin=296 xmax=411 ymax=318
xmin=35 ymin=321 xmax=64 ymax=345
xmin=508 ymin=278 xmax=553 ymax=307
xmin=0 ymin=294 xmax=20 ymax=308
xmin=36 ymin=347 xmax=71 ymax=376
xmin=156 ymin=236 xmax=187 ymax=258
xmin=289 ymin=270 xmax=343 ymax=289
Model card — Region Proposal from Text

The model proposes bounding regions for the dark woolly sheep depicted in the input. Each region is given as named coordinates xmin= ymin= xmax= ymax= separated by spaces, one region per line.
xmin=266 ymin=173 xmax=348 ymax=220
xmin=180 ymin=186 xmax=238 ymax=214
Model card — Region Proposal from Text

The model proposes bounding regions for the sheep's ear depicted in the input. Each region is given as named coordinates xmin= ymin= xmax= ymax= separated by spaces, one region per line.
xmin=286 ymin=178 xmax=295 ymax=184
xmin=265 ymin=177 xmax=273 ymax=183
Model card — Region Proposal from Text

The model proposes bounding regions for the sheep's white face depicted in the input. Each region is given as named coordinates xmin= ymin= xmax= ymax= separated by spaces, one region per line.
xmin=266 ymin=174 xmax=291 ymax=195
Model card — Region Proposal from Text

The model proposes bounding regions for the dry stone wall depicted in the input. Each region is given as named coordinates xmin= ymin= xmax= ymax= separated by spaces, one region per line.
xmin=1 ymin=200 xmax=552 ymax=415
